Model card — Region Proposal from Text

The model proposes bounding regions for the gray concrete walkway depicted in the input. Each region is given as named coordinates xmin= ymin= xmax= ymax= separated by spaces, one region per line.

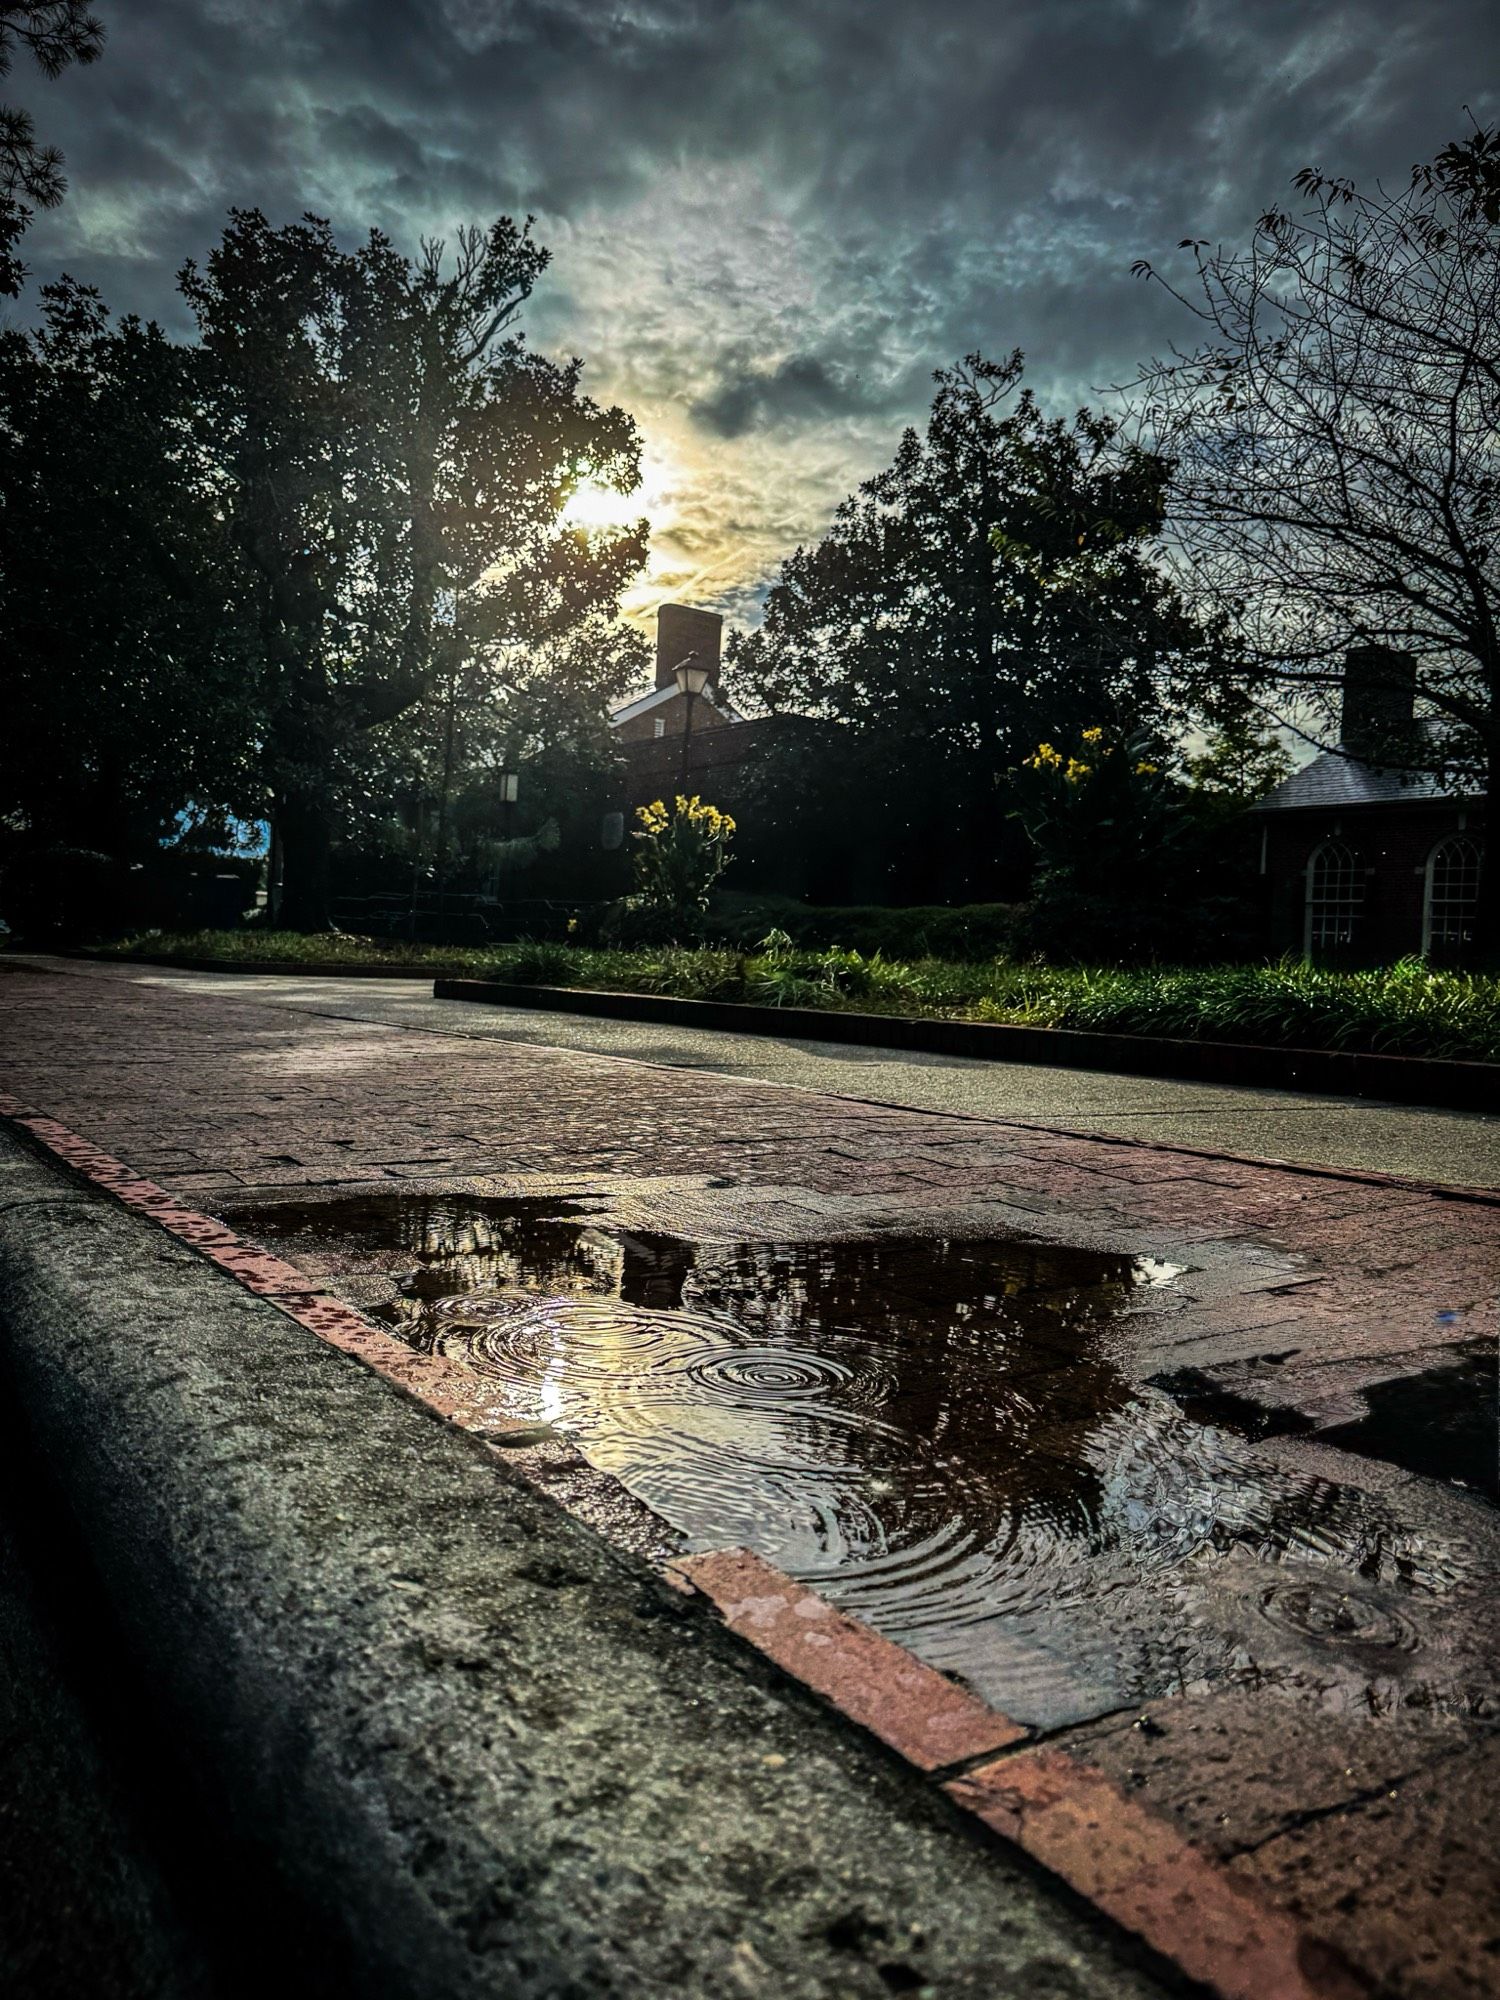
xmin=71 ymin=959 xmax=1500 ymax=1189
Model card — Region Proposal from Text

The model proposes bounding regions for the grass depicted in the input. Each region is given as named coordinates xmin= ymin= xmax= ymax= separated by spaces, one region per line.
xmin=89 ymin=929 xmax=1500 ymax=1064
xmin=92 ymin=927 xmax=505 ymax=975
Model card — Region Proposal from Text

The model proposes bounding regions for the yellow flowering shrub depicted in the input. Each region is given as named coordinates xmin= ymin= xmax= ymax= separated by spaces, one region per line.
xmin=1013 ymin=724 xmax=1185 ymax=904
xmin=632 ymin=794 xmax=737 ymax=932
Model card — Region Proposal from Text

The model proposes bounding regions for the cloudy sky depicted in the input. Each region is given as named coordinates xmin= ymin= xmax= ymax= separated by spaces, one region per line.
xmin=14 ymin=0 xmax=1500 ymax=637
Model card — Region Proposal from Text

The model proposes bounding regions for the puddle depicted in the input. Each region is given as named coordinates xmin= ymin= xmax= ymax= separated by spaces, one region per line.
xmin=222 ymin=1191 xmax=1500 ymax=1729
xmin=1316 ymin=1345 xmax=1498 ymax=1501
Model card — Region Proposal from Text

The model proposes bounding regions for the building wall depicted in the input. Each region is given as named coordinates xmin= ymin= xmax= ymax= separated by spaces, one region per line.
xmin=613 ymin=693 xmax=734 ymax=745
xmin=1260 ymin=801 xmax=1485 ymax=962
xmin=616 ymin=717 xmax=774 ymax=807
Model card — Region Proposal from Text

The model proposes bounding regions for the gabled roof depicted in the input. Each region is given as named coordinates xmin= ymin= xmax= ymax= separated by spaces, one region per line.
xmin=608 ymin=684 xmax=746 ymax=726
xmin=1251 ymin=744 xmax=1483 ymax=813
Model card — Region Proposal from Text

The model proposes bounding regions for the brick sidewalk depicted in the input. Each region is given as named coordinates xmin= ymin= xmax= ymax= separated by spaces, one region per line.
xmin=2 ymin=962 xmax=1492 ymax=1375
xmin=2 ymin=959 xmax=1497 ymax=2000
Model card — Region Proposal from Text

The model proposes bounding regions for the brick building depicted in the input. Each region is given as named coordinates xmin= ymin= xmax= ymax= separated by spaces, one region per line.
xmin=609 ymin=603 xmax=764 ymax=807
xmin=1250 ymin=650 xmax=1486 ymax=964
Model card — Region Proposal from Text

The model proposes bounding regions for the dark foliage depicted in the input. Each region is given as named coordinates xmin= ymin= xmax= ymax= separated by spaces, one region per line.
xmin=1 ymin=1 xmax=104 ymax=294
xmin=180 ymin=210 xmax=646 ymax=928
xmin=0 ymin=280 xmax=259 ymax=853
xmin=728 ymin=354 xmax=1220 ymax=902
xmin=1 ymin=207 xmax=647 ymax=934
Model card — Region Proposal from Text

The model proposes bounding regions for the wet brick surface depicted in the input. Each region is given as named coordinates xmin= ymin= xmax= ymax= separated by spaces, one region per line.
xmin=2 ymin=960 xmax=1498 ymax=2000
xmin=0 ymin=966 xmax=1492 ymax=1366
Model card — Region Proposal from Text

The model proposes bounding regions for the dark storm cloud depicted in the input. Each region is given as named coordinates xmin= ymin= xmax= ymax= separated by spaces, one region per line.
xmin=11 ymin=0 xmax=1499 ymax=621
xmin=692 ymin=352 xmax=909 ymax=437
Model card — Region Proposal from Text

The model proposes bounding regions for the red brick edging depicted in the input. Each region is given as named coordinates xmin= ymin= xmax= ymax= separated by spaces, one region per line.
xmin=0 ymin=1091 xmax=1369 ymax=2000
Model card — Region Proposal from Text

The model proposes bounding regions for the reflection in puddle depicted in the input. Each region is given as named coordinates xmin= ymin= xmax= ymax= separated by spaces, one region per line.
xmin=1316 ymin=1344 xmax=1498 ymax=1500
xmin=222 ymin=1192 xmax=1499 ymax=1728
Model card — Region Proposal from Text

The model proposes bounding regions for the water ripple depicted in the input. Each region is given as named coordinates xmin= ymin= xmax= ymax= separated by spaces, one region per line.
xmin=226 ymin=1191 xmax=1496 ymax=1729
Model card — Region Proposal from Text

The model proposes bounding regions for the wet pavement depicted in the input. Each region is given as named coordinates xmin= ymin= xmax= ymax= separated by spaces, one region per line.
xmin=3 ymin=957 xmax=1498 ymax=2000
xmin=221 ymin=1189 xmax=1499 ymax=1744
xmin=66 ymin=959 xmax=1500 ymax=1187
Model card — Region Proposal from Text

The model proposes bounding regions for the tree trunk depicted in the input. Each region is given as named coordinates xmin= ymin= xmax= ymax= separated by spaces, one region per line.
xmin=1471 ymin=728 xmax=1498 ymax=970
xmin=433 ymin=670 xmax=457 ymax=942
xmin=275 ymin=794 xmax=333 ymax=934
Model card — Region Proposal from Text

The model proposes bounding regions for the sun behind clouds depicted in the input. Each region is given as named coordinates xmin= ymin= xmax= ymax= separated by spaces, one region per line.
xmin=560 ymin=478 xmax=646 ymax=533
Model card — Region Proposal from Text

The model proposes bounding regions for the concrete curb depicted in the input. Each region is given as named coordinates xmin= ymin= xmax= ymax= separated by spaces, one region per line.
xmin=433 ymin=978 xmax=1499 ymax=1111
xmin=0 ymin=1095 xmax=1376 ymax=2000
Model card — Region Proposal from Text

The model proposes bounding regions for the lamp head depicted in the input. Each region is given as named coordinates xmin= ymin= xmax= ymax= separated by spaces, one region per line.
xmin=673 ymin=652 xmax=712 ymax=698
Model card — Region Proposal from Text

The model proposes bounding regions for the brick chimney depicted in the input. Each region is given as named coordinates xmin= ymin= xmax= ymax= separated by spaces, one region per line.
xmin=654 ymin=603 xmax=723 ymax=691
xmin=1340 ymin=646 xmax=1416 ymax=762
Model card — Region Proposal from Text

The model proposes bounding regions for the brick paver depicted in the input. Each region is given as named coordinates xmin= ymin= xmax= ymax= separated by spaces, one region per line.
xmin=2 ymin=959 xmax=1497 ymax=2000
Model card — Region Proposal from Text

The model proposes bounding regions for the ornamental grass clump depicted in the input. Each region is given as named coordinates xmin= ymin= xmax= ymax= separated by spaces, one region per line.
xmin=969 ymin=959 xmax=1500 ymax=1062
xmin=489 ymin=941 xmax=581 ymax=987
xmin=631 ymin=948 xmax=749 ymax=1002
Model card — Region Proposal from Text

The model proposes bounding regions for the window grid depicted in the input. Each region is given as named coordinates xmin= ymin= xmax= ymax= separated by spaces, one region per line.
xmin=1425 ymin=836 xmax=1483 ymax=960
xmin=1306 ymin=842 xmax=1364 ymax=959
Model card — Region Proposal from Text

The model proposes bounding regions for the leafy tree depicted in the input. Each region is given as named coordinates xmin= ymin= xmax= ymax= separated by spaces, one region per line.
xmin=357 ymin=608 xmax=646 ymax=904
xmin=1010 ymin=726 xmax=1255 ymax=962
xmin=1014 ymin=726 xmax=1182 ymax=893
xmin=181 ymin=210 xmax=647 ymax=929
xmin=1185 ymin=698 xmax=1294 ymax=810
xmin=1131 ymin=128 xmax=1499 ymax=958
xmin=1 ymin=1 xmax=105 ymax=295
xmin=0 ymin=278 xmax=255 ymax=856
xmin=729 ymin=355 xmax=1215 ymax=900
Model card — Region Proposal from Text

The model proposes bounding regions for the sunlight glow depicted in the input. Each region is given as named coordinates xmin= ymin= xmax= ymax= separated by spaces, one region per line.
xmin=562 ymin=478 xmax=646 ymax=532
xmin=559 ymin=445 xmax=732 ymax=636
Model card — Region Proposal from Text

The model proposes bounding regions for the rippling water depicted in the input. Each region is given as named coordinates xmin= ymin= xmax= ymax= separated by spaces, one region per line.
xmin=224 ymin=1192 xmax=1499 ymax=1726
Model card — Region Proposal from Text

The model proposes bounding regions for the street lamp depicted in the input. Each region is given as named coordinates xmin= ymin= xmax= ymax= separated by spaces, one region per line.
xmin=673 ymin=651 xmax=712 ymax=789
xmin=498 ymin=769 xmax=519 ymax=826
xmin=492 ymin=770 xmax=519 ymax=901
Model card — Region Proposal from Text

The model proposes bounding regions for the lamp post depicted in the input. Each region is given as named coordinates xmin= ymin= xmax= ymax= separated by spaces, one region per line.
xmin=493 ymin=770 xmax=519 ymax=903
xmin=673 ymin=651 xmax=712 ymax=790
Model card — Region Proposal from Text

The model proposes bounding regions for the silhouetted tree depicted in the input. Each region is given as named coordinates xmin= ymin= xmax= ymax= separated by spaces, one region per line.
xmin=0 ymin=278 xmax=255 ymax=854
xmin=1131 ymin=128 xmax=1499 ymax=957
xmin=355 ymin=609 xmax=646 ymax=903
xmin=1 ymin=1 xmax=104 ymax=294
xmin=181 ymin=211 xmax=647 ymax=928
xmin=1184 ymin=698 xmax=1294 ymax=810
xmin=729 ymin=356 xmax=1215 ymax=900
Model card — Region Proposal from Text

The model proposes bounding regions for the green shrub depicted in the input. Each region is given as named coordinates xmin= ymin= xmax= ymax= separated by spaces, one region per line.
xmin=95 ymin=928 xmax=500 ymax=971
xmin=1011 ymin=891 xmax=1258 ymax=966
xmin=596 ymin=895 xmax=684 ymax=949
xmin=491 ymin=941 xmax=580 ymax=987
xmin=708 ymin=894 xmax=1022 ymax=961
xmin=1 ymin=846 xmax=118 ymax=943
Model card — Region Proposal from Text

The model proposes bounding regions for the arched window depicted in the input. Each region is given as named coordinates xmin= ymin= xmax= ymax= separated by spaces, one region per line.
xmin=1305 ymin=841 xmax=1364 ymax=961
xmin=1424 ymin=835 xmax=1483 ymax=963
